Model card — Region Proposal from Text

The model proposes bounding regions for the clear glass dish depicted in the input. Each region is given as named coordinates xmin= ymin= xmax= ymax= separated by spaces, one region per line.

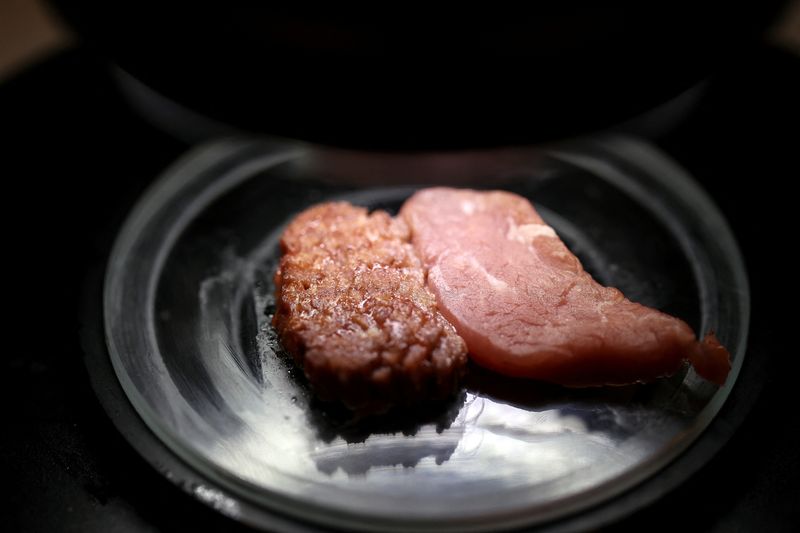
xmin=104 ymin=136 xmax=748 ymax=531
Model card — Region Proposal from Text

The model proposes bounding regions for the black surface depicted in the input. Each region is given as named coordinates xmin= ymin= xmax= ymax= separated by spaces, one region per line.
xmin=47 ymin=2 xmax=786 ymax=149
xmin=3 ymin=43 xmax=799 ymax=532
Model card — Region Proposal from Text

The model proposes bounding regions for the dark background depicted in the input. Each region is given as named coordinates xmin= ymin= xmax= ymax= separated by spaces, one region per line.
xmin=3 ymin=4 xmax=800 ymax=532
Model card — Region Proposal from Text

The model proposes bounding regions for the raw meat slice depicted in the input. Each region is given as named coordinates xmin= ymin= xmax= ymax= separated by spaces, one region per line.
xmin=400 ymin=188 xmax=730 ymax=386
xmin=273 ymin=202 xmax=468 ymax=413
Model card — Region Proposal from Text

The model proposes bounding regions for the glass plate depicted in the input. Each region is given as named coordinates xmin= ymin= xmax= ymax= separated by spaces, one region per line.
xmin=104 ymin=136 xmax=748 ymax=531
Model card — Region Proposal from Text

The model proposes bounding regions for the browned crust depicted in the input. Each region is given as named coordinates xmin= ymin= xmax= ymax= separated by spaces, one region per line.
xmin=273 ymin=202 xmax=468 ymax=413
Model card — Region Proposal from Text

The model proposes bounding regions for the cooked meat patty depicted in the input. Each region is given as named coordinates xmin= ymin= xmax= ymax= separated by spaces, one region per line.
xmin=400 ymin=188 xmax=731 ymax=386
xmin=273 ymin=202 xmax=468 ymax=413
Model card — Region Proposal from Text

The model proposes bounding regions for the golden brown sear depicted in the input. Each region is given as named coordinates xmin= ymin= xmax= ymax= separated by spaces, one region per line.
xmin=273 ymin=202 xmax=468 ymax=413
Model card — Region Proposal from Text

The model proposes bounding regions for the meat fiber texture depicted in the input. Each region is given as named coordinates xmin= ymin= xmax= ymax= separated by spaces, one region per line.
xmin=399 ymin=188 xmax=730 ymax=387
xmin=273 ymin=202 xmax=468 ymax=413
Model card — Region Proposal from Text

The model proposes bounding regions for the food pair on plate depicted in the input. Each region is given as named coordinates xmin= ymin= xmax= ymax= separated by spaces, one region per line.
xmin=273 ymin=188 xmax=730 ymax=414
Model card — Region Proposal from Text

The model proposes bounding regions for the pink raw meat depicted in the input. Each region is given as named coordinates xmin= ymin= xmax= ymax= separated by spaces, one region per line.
xmin=400 ymin=188 xmax=730 ymax=386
